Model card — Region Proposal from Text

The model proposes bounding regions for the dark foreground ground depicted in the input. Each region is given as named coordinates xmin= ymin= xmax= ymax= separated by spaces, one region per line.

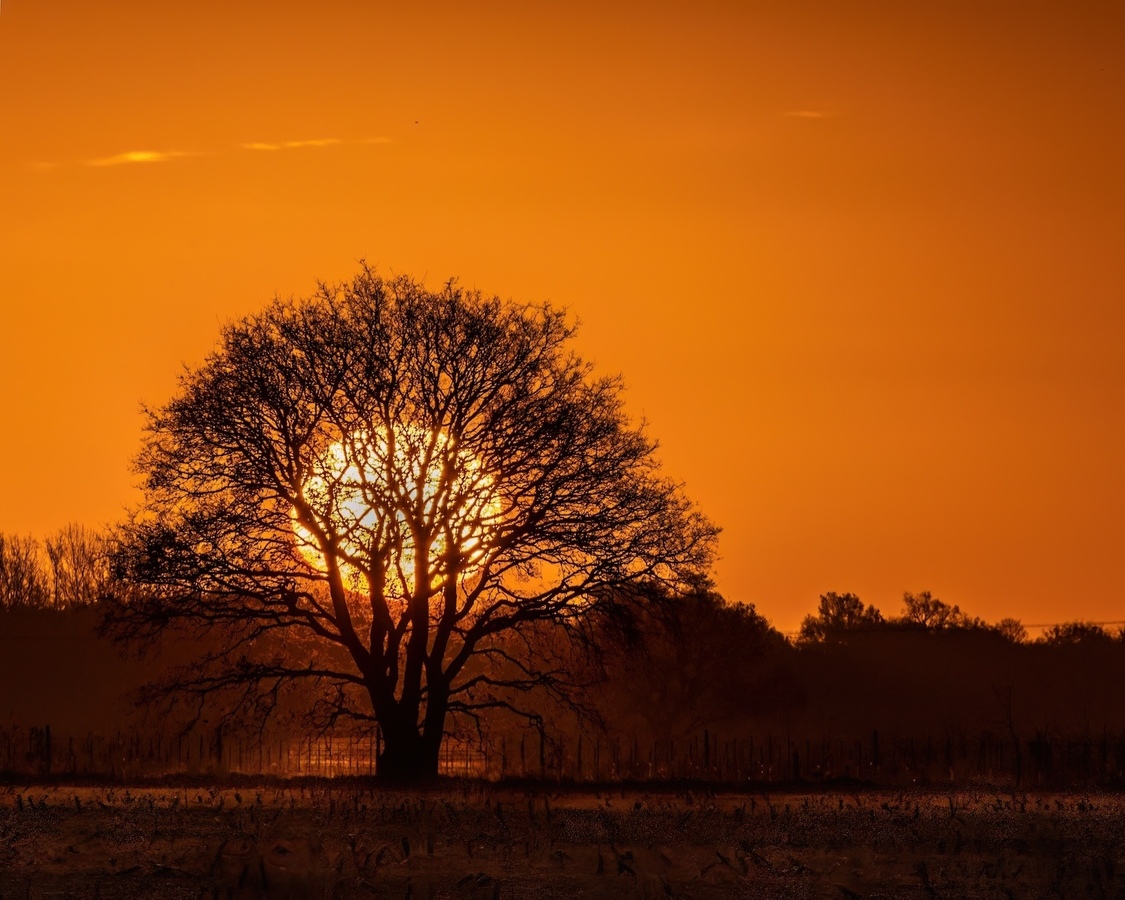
xmin=1 ymin=781 xmax=1123 ymax=898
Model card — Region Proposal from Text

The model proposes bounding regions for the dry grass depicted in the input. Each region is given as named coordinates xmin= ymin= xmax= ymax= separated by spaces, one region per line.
xmin=1 ymin=782 xmax=1124 ymax=897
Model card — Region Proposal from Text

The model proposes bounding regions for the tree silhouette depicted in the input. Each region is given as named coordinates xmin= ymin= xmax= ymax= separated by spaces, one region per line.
xmin=105 ymin=267 xmax=717 ymax=779
xmin=797 ymin=592 xmax=884 ymax=643
xmin=992 ymin=617 xmax=1028 ymax=643
xmin=0 ymin=533 xmax=50 ymax=610
xmin=45 ymin=524 xmax=109 ymax=608
xmin=606 ymin=591 xmax=794 ymax=744
xmin=898 ymin=591 xmax=972 ymax=630
xmin=1037 ymin=621 xmax=1114 ymax=645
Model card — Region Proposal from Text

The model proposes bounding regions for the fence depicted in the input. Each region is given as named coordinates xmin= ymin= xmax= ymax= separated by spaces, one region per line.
xmin=2 ymin=723 xmax=1124 ymax=788
xmin=475 ymin=729 xmax=1125 ymax=788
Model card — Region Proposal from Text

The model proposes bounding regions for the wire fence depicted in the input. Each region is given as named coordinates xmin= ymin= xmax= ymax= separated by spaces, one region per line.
xmin=3 ymin=723 xmax=1125 ymax=789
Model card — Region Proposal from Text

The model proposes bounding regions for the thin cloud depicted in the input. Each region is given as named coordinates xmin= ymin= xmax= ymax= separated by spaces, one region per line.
xmin=32 ymin=138 xmax=386 ymax=172
xmin=85 ymin=150 xmax=195 ymax=167
xmin=241 ymin=138 xmax=342 ymax=151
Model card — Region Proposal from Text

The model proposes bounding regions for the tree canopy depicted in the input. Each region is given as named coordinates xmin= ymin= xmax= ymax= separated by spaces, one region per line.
xmin=106 ymin=267 xmax=718 ymax=778
xmin=797 ymin=592 xmax=885 ymax=643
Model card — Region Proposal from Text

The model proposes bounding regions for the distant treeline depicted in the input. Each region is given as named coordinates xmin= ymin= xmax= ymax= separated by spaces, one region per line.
xmin=587 ymin=591 xmax=1125 ymax=757
xmin=794 ymin=589 xmax=1124 ymax=646
xmin=3 ymin=526 xmax=1115 ymax=646
xmin=0 ymin=525 xmax=109 ymax=610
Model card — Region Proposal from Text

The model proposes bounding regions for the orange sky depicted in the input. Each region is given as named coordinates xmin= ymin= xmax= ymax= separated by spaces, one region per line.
xmin=1 ymin=0 xmax=1122 ymax=634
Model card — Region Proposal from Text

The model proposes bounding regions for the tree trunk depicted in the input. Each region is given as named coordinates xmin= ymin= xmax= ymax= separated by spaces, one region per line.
xmin=375 ymin=708 xmax=445 ymax=781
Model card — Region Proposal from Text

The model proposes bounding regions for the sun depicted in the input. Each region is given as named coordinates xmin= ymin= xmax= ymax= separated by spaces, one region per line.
xmin=292 ymin=425 xmax=502 ymax=598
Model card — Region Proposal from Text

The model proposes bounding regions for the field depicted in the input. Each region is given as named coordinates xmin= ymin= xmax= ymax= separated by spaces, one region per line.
xmin=3 ymin=782 xmax=1125 ymax=898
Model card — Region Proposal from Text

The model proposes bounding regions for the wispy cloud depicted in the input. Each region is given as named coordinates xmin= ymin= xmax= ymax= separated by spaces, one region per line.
xmin=85 ymin=149 xmax=195 ymax=167
xmin=33 ymin=138 xmax=388 ymax=173
xmin=241 ymin=138 xmax=342 ymax=152
xmin=783 ymin=110 xmax=835 ymax=119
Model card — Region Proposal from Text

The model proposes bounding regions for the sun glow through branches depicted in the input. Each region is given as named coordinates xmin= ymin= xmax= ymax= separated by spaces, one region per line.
xmin=292 ymin=426 xmax=503 ymax=598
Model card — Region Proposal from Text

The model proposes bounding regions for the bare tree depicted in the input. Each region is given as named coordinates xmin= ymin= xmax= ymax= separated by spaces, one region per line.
xmin=0 ymin=533 xmax=50 ymax=610
xmin=105 ymin=267 xmax=718 ymax=779
xmin=45 ymin=523 xmax=110 ymax=608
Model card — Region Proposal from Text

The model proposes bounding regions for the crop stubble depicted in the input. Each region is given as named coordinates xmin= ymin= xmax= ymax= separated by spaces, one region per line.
xmin=1 ymin=784 xmax=1123 ymax=898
